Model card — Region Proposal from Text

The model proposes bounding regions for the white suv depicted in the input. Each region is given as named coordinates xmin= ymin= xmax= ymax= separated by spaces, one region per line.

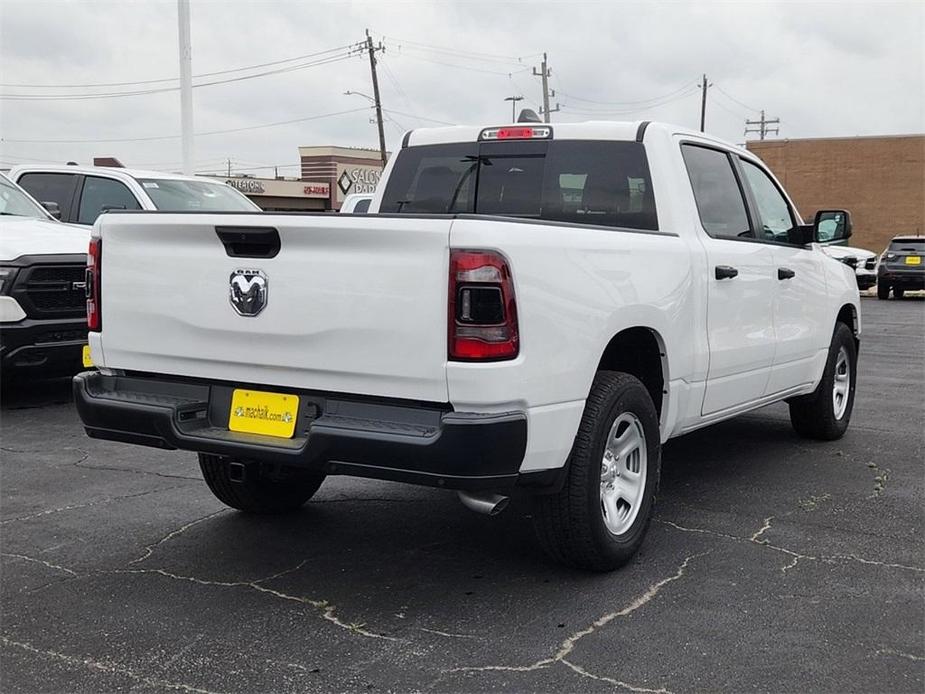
xmin=10 ymin=165 xmax=260 ymax=227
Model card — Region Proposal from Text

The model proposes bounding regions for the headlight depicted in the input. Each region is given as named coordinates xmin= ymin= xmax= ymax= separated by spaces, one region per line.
xmin=0 ymin=267 xmax=18 ymax=295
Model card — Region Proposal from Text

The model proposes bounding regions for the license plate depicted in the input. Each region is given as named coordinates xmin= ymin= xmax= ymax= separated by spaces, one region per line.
xmin=905 ymin=256 xmax=921 ymax=265
xmin=81 ymin=345 xmax=93 ymax=368
xmin=228 ymin=389 xmax=298 ymax=438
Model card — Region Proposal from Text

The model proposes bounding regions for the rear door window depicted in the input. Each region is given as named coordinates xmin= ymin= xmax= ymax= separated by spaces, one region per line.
xmin=380 ymin=140 xmax=658 ymax=230
xmin=681 ymin=145 xmax=751 ymax=240
xmin=15 ymin=173 xmax=79 ymax=221
xmin=77 ymin=176 xmax=141 ymax=225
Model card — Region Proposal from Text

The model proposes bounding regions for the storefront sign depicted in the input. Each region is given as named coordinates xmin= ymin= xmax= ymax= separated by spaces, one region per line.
xmin=215 ymin=177 xmax=330 ymax=199
xmin=335 ymin=164 xmax=383 ymax=201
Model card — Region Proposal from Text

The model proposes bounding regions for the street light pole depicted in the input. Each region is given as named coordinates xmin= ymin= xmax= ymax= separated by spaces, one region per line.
xmin=504 ymin=95 xmax=524 ymax=122
xmin=177 ymin=0 xmax=193 ymax=175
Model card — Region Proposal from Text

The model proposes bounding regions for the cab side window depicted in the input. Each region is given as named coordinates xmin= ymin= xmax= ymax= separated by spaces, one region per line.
xmin=738 ymin=159 xmax=797 ymax=244
xmin=77 ymin=176 xmax=141 ymax=225
xmin=16 ymin=173 xmax=78 ymax=220
xmin=681 ymin=144 xmax=751 ymax=240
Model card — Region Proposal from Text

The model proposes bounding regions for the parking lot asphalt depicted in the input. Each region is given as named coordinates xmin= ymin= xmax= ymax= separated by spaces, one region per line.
xmin=1 ymin=296 xmax=923 ymax=694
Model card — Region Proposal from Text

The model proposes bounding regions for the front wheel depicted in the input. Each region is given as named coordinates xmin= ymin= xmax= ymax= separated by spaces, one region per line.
xmin=532 ymin=372 xmax=661 ymax=571
xmin=893 ymin=287 xmax=905 ymax=299
xmin=877 ymin=283 xmax=890 ymax=299
xmin=788 ymin=323 xmax=857 ymax=440
xmin=198 ymin=454 xmax=325 ymax=513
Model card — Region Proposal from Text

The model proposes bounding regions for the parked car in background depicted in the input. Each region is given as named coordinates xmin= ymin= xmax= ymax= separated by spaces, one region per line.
xmin=340 ymin=193 xmax=373 ymax=213
xmin=822 ymin=245 xmax=877 ymax=290
xmin=73 ymin=120 xmax=861 ymax=571
xmin=9 ymin=165 xmax=260 ymax=228
xmin=877 ymin=235 xmax=925 ymax=299
xmin=0 ymin=172 xmax=89 ymax=379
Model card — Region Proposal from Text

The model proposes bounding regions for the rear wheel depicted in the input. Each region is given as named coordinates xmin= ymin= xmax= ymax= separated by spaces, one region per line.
xmin=788 ymin=323 xmax=857 ymax=440
xmin=533 ymin=372 xmax=660 ymax=571
xmin=894 ymin=287 xmax=905 ymax=299
xmin=198 ymin=454 xmax=325 ymax=513
xmin=877 ymin=283 xmax=890 ymax=299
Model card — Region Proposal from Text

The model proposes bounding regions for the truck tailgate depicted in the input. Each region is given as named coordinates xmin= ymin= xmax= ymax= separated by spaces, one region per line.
xmin=96 ymin=213 xmax=451 ymax=402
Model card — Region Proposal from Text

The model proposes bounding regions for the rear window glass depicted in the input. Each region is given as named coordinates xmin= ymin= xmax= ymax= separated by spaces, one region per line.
xmin=380 ymin=140 xmax=658 ymax=230
xmin=889 ymin=238 xmax=925 ymax=250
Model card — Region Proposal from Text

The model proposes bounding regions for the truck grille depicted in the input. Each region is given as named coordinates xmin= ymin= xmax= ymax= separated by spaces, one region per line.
xmin=14 ymin=264 xmax=87 ymax=318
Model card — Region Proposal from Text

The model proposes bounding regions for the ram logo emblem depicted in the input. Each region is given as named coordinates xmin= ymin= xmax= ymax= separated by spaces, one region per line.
xmin=229 ymin=269 xmax=268 ymax=317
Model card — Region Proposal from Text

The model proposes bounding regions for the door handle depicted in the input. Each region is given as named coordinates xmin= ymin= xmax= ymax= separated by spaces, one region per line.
xmin=778 ymin=267 xmax=796 ymax=280
xmin=715 ymin=265 xmax=738 ymax=280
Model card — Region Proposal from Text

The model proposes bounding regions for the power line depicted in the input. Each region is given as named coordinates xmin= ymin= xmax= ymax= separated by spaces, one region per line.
xmin=392 ymin=52 xmax=531 ymax=77
xmin=3 ymin=107 xmax=371 ymax=144
xmin=713 ymin=85 xmax=762 ymax=113
xmin=561 ymin=87 xmax=699 ymax=116
xmin=1 ymin=44 xmax=359 ymax=89
xmin=376 ymin=33 xmax=538 ymax=66
xmin=557 ymin=80 xmax=697 ymax=107
xmin=1 ymin=53 xmax=357 ymax=101
xmin=381 ymin=108 xmax=454 ymax=125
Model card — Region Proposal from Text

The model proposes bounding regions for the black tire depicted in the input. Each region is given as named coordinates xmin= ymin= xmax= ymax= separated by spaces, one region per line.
xmin=198 ymin=454 xmax=325 ymax=513
xmin=877 ymin=283 xmax=890 ymax=300
xmin=893 ymin=287 xmax=905 ymax=299
xmin=532 ymin=371 xmax=661 ymax=572
xmin=788 ymin=323 xmax=857 ymax=441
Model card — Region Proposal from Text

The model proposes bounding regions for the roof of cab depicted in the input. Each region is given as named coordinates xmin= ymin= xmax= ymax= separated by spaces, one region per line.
xmin=8 ymin=164 xmax=215 ymax=183
xmin=402 ymin=120 xmax=749 ymax=154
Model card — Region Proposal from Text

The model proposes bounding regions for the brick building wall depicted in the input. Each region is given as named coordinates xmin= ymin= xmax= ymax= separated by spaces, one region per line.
xmin=747 ymin=135 xmax=925 ymax=253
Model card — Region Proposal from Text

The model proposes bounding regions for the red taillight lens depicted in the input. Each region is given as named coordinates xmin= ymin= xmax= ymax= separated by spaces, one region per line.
xmin=448 ymin=250 xmax=519 ymax=361
xmin=87 ymin=238 xmax=101 ymax=331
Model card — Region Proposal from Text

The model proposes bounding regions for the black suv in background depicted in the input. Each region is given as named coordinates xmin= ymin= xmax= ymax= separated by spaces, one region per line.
xmin=878 ymin=236 xmax=925 ymax=299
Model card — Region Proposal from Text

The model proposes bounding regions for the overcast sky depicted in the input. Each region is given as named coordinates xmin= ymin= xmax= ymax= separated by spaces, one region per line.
xmin=1 ymin=0 xmax=922 ymax=178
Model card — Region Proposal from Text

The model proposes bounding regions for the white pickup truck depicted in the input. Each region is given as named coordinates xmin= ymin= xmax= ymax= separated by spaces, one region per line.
xmin=73 ymin=120 xmax=860 ymax=571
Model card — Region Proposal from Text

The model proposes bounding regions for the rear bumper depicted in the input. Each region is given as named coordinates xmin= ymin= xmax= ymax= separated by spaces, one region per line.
xmin=1 ymin=317 xmax=87 ymax=377
xmin=878 ymin=267 xmax=925 ymax=289
xmin=73 ymin=371 xmax=528 ymax=491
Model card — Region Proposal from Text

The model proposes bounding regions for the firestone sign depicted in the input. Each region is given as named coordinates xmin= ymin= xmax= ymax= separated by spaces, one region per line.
xmin=226 ymin=178 xmax=265 ymax=194
xmin=219 ymin=177 xmax=330 ymax=199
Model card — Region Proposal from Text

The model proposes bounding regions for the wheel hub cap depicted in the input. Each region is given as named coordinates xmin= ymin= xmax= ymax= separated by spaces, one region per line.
xmin=832 ymin=346 xmax=851 ymax=420
xmin=600 ymin=412 xmax=647 ymax=535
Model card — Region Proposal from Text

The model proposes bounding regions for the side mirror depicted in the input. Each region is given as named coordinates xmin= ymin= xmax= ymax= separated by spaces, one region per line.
xmin=813 ymin=209 xmax=852 ymax=244
xmin=41 ymin=201 xmax=61 ymax=220
xmin=100 ymin=204 xmax=127 ymax=213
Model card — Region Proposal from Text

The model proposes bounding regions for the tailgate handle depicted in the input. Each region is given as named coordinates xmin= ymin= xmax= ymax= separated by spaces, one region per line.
xmin=215 ymin=226 xmax=281 ymax=259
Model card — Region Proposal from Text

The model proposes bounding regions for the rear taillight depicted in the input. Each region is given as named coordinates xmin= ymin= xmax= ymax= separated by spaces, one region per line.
xmin=87 ymin=238 xmax=101 ymax=331
xmin=448 ymin=250 xmax=519 ymax=361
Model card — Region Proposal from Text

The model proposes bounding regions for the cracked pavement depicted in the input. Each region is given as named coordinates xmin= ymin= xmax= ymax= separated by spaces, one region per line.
xmin=1 ymin=297 xmax=923 ymax=693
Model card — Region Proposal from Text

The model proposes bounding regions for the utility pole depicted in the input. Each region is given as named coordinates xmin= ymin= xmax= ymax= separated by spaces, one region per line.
xmin=177 ymin=0 xmax=193 ymax=175
xmin=745 ymin=110 xmax=780 ymax=140
xmin=226 ymin=158 xmax=231 ymax=177
xmin=699 ymin=73 xmax=710 ymax=132
xmin=365 ymin=29 xmax=387 ymax=167
xmin=533 ymin=53 xmax=559 ymax=123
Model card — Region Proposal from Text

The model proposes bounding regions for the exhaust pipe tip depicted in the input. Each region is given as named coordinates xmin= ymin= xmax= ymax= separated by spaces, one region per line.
xmin=457 ymin=491 xmax=510 ymax=516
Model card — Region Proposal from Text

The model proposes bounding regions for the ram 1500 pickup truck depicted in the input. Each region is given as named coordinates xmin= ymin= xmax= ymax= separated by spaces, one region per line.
xmin=73 ymin=120 xmax=860 ymax=571
xmin=1 ymin=173 xmax=90 ymax=378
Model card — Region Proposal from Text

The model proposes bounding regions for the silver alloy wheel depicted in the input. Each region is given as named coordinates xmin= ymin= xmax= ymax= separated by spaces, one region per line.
xmin=600 ymin=412 xmax=647 ymax=536
xmin=832 ymin=346 xmax=851 ymax=420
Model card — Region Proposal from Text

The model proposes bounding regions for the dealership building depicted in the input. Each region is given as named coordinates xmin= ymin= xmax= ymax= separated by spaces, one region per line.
xmin=747 ymin=134 xmax=924 ymax=253
xmin=214 ymin=145 xmax=385 ymax=213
